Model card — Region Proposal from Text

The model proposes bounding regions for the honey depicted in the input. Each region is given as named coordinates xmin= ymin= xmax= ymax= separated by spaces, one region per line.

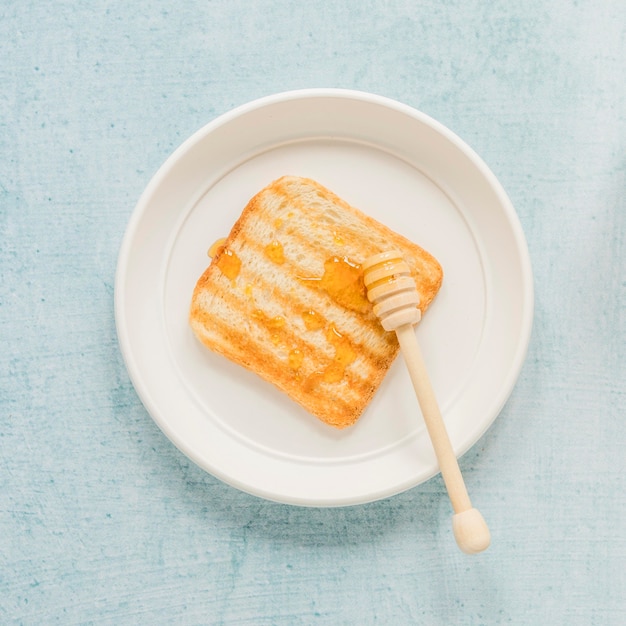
xmin=332 ymin=230 xmax=345 ymax=246
xmin=365 ymin=274 xmax=398 ymax=291
xmin=302 ymin=329 xmax=357 ymax=386
xmin=295 ymin=258 xmax=365 ymax=384
xmin=252 ymin=309 xmax=287 ymax=346
xmin=323 ymin=324 xmax=356 ymax=383
xmin=207 ymin=237 xmax=227 ymax=257
xmin=264 ymin=240 xmax=285 ymax=264
xmin=300 ymin=256 xmax=369 ymax=314
xmin=288 ymin=348 xmax=304 ymax=371
xmin=252 ymin=309 xmax=285 ymax=327
xmin=268 ymin=315 xmax=286 ymax=329
xmin=301 ymin=309 xmax=325 ymax=331
xmin=216 ymin=248 xmax=241 ymax=280
xmin=326 ymin=324 xmax=356 ymax=365
xmin=245 ymin=253 xmax=364 ymax=385
xmin=302 ymin=371 xmax=324 ymax=393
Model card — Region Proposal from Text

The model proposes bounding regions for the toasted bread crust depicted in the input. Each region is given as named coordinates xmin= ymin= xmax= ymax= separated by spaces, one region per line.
xmin=189 ymin=176 xmax=443 ymax=428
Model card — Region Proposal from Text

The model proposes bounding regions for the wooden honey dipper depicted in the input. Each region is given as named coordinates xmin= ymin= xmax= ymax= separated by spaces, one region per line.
xmin=362 ymin=251 xmax=491 ymax=554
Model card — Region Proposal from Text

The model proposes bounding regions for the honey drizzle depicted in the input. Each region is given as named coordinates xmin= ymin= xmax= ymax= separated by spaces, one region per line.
xmin=215 ymin=248 xmax=241 ymax=280
xmin=234 ymin=258 xmax=390 ymax=367
xmin=207 ymin=237 xmax=227 ymax=257
xmin=332 ymin=230 xmax=345 ymax=246
xmin=252 ymin=309 xmax=287 ymax=346
xmin=301 ymin=309 xmax=325 ymax=331
xmin=298 ymin=256 xmax=369 ymax=314
xmin=365 ymin=274 xmax=399 ymax=291
xmin=288 ymin=348 xmax=304 ymax=372
xmin=251 ymin=303 xmax=359 ymax=385
xmin=322 ymin=324 xmax=357 ymax=383
xmin=259 ymin=252 xmax=376 ymax=384
xmin=264 ymin=240 xmax=286 ymax=264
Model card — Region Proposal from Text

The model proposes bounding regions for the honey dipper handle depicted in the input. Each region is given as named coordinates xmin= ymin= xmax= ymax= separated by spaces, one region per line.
xmin=395 ymin=324 xmax=490 ymax=554
xmin=395 ymin=325 xmax=471 ymax=511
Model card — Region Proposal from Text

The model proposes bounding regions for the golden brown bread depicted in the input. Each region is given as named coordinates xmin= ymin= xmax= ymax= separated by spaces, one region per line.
xmin=189 ymin=175 xmax=443 ymax=428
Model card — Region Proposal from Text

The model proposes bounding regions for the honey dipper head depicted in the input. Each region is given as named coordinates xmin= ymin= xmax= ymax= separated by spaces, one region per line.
xmin=363 ymin=251 xmax=421 ymax=331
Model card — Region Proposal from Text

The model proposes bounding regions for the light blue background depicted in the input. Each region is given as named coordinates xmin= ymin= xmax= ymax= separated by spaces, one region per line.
xmin=1 ymin=1 xmax=624 ymax=624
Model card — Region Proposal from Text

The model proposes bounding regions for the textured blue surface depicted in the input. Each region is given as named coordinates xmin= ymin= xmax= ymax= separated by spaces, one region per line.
xmin=1 ymin=1 xmax=625 ymax=624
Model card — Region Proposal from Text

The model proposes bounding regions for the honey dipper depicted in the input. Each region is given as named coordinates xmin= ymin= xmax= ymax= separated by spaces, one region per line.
xmin=363 ymin=251 xmax=491 ymax=554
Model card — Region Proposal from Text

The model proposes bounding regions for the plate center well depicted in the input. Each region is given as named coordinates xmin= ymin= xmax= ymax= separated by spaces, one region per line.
xmin=163 ymin=138 xmax=486 ymax=462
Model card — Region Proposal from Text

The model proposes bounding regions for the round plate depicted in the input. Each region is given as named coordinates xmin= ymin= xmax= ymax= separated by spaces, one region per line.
xmin=115 ymin=89 xmax=533 ymax=506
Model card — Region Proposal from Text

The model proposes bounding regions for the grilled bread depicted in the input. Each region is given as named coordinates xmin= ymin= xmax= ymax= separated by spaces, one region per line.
xmin=189 ymin=175 xmax=443 ymax=428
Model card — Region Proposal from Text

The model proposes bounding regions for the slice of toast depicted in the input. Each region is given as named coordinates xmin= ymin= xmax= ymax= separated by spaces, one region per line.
xmin=189 ymin=175 xmax=443 ymax=428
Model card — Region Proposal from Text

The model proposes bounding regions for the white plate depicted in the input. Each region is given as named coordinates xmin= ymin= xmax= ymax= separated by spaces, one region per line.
xmin=115 ymin=89 xmax=533 ymax=506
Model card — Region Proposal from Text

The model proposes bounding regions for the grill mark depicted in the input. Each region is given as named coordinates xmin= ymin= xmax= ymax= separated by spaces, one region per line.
xmin=254 ymin=181 xmax=438 ymax=312
xmin=202 ymin=292 xmax=393 ymax=394
xmin=222 ymin=242 xmax=399 ymax=366
xmin=202 ymin=222 xmax=402 ymax=377
xmin=271 ymin=183 xmax=380 ymax=256
xmin=238 ymin=237 xmax=381 ymax=324
xmin=191 ymin=304 xmax=378 ymax=406
xmin=196 ymin=184 xmax=417 ymax=389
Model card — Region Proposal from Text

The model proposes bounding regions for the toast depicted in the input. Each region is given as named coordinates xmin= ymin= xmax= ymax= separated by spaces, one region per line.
xmin=189 ymin=175 xmax=443 ymax=428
